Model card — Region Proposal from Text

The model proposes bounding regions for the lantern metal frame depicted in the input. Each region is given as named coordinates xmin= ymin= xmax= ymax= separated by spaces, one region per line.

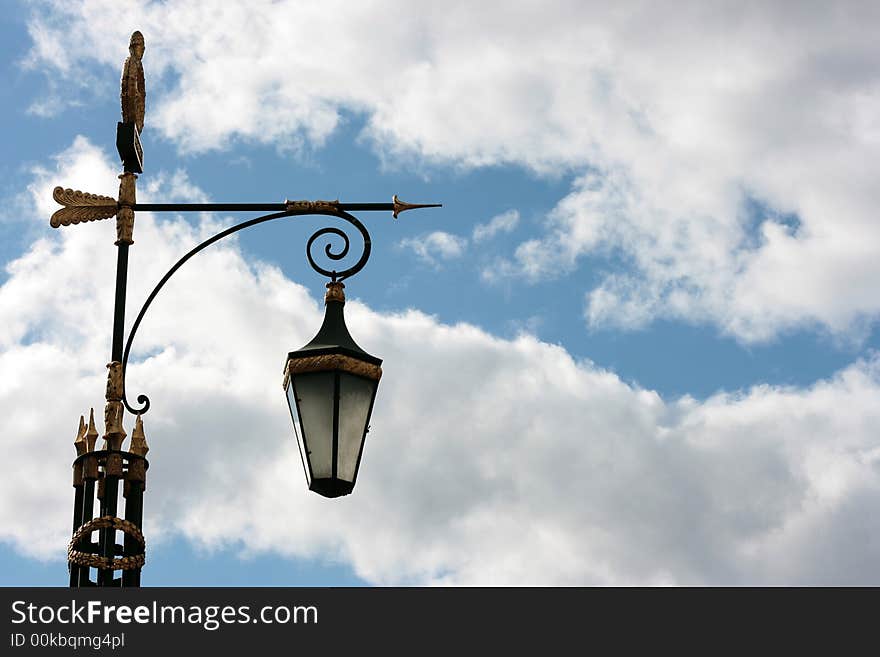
xmin=284 ymin=280 xmax=383 ymax=498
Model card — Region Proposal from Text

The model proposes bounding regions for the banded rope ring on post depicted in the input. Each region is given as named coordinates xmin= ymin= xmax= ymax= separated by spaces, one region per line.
xmin=67 ymin=516 xmax=145 ymax=571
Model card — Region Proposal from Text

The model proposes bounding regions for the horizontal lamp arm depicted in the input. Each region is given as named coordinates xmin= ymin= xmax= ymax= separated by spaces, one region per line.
xmin=132 ymin=196 xmax=441 ymax=218
xmin=51 ymin=192 xmax=440 ymax=228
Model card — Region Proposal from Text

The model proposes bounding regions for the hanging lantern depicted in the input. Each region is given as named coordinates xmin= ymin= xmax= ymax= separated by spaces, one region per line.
xmin=283 ymin=282 xmax=382 ymax=498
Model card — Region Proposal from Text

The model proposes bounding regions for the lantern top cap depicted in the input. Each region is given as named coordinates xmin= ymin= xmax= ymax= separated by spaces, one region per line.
xmin=287 ymin=283 xmax=381 ymax=366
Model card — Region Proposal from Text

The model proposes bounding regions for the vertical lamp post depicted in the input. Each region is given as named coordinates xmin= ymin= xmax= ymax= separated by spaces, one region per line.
xmin=54 ymin=32 xmax=439 ymax=587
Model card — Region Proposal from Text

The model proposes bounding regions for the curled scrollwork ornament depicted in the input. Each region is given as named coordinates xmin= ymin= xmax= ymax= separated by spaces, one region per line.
xmin=304 ymin=209 xmax=371 ymax=282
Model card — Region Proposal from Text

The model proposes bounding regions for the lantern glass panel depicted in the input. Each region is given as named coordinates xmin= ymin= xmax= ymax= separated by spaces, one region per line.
xmin=286 ymin=380 xmax=311 ymax=487
xmin=337 ymin=373 xmax=376 ymax=483
xmin=291 ymin=371 xmax=335 ymax=480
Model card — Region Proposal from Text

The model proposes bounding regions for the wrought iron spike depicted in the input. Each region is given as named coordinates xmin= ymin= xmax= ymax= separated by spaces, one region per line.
xmin=130 ymin=415 xmax=148 ymax=457
xmin=392 ymin=194 xmax=443 ymax=219
xmin=86 ymin=408 xmax=99 ymax=453
xmin=74 ymin=415 xmax=87 ymax=456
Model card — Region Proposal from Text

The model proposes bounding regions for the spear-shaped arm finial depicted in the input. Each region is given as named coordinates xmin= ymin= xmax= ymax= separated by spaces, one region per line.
xmin=392 ymin=195 xmax=443 ymax=219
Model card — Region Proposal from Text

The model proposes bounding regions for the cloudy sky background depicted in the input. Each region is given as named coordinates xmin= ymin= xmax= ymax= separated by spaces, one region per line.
xmin=1 ymin=0 xmax=879 ymax=585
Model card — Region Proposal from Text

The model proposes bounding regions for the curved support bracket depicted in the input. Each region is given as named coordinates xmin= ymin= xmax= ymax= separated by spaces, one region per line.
xmin=120 ymin=208 xmax=371 ymax=415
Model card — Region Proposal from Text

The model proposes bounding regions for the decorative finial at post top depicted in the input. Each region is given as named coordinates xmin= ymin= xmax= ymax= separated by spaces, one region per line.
xmin=119 ymin=30 xmax=145 ymax=173
xmin=85 ymin=409 xmax=99 ymax=453
xmin=130 ymin=31 xmax=145 ymax=53
xmin=74 ymin=415 xmax=87 ymax=456
xmin=73 ymin=414 xmax=87 ymax=486
xmin=121 ymin=31 xmax=145 ymax=133
xmin=127 ymin=414 xmax=149 ymax=488
xmin=130 ymin=415 xmax=149 ymax=457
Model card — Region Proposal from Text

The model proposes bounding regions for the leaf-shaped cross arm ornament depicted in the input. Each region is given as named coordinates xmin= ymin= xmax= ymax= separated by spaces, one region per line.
xmin=50 ymin=187 xmax=118 ymax=228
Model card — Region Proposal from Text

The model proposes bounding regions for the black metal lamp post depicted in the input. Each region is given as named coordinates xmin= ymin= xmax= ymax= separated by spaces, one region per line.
xmin=53 ymin=31 xmax=439 ymax=587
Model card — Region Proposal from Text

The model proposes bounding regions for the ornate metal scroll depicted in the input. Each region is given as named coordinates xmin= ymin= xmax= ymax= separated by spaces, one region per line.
xmin=305 ymin=211 xmax=371 ymax=282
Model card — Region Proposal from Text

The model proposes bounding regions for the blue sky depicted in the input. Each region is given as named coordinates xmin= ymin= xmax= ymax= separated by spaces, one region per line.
xmin=2 ymin=1 xmax=880 ymax=586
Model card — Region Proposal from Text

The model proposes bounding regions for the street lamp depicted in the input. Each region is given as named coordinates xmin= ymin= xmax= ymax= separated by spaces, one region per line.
xmin=285 ymin=280 xmax=382 ymax=498
xmin=54 ymin=32 xmax=439 ymax=587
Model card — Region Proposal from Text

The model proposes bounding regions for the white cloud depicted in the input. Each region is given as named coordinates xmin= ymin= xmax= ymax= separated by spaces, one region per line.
xmin=398 ymin=231 xmax=467 ymax=266
xmin=2 ymin=140 xmax=880 ymax=584
xmin=23 ymin=1 xmax=880 ymax=342
xmin=472 ymin=209 xmax=519 ymax=243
